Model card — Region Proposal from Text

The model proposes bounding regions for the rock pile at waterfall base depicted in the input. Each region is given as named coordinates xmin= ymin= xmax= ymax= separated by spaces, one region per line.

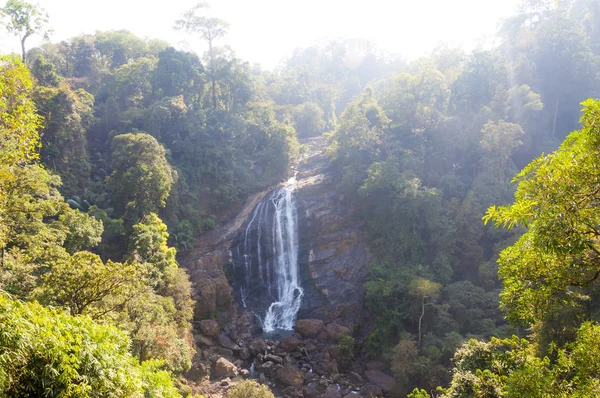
xmin=185 ymin=317 xmax=398 ymax=398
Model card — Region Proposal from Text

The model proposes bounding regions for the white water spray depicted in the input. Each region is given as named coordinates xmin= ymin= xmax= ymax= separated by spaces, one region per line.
xmin=235 ymin=177 xmax=303 ymax=332
xmin=262 ymin=178 xmax=304 ymax=331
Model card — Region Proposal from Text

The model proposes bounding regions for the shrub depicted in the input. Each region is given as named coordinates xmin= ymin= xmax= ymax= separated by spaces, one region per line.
xmin=226 ymin=380 xmax=275 ymax=398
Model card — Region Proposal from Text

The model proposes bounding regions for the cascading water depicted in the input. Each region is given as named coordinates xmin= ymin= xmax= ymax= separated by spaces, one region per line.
xmin=232 ymin=177 xmax=304 ymax=332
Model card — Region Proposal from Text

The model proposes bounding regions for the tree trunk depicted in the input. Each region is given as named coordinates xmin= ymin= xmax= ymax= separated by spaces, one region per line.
xmin=418 ymin=296 xmax=425 ymax=348
xmin=209 ymin=39 xmax=217 ymax=109
xmin=21 ymin=36 xmax=27 ymax=63
xmin=552 ymin=95 xmax=560 ymax=138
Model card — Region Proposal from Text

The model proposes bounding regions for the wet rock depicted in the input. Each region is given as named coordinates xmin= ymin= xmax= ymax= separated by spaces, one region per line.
xmin=278 ymin=365 xmax=304 ymax=387
xmin=361 ymin=383 xmax=383 ymax=397
xmin=364 ymin=370 xmax=396 ymax=393
xmin=239 ymin=346 xmax=251 ymax=360
xmin=249 ymin=338 xmax=268 ymax=355
xmin=279 ymin=335 xmax=302 ymax=352
xmin=218 ymin=332 xmax=241 ymax=351
xmin=323 ymin=385 xmax=342 ymax=398
xmin=295 ymin=319 xmax=325 ymax=338
xmin=265 ymin=354 xmax=283 ymax=364
xmin=260 ymin=361 xmax=280 ymax=378
xmin=303 ymin=382 xmax=327 ymax=398
xmin=199 ymin=319 xmax=220 ymax=337
xmin=326 ymin=323 xmax=351 ymax=341
xmin=214 ymin=357 xmax=238 ymax=379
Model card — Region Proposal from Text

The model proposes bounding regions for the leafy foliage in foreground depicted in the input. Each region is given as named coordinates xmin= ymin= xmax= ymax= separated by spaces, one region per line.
xmin=411 ymin=100 xmax=600 ymax=397
xmin=0 ymin=293 xmax=180 ymax=397
xmin=1 ymin=55 xmax=191 ymax=394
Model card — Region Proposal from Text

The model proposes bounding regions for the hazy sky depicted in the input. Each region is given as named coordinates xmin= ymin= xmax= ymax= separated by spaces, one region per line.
xmin=1 ymin=0 xmax=521 ymax=69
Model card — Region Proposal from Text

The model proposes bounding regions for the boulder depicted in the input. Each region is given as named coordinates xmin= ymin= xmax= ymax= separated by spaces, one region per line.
xmin=260 ymin=361 xmax=279 ymax=378
xmin=323 ymin=385 xmax=342 ymax=398
xmin=278 ymin=335 xmax=301 ymax=352
xmin=185 ymin=360 xmax=210 ymax=382
xmin=199 ymin=319 xmax=220 ymax=337
xmin=239 ymin=346 xmax=251 ymax=360
xmin=349 ymin=371 xmax=364 ymax=385
xmin=264 ymin=354 xmax=283 ymax=364
xmin=282 ymin=386 xmax=304 ymax=398
xmin=323 ymin=358 xmax=339 ymax=375
xmin=295 ymin=319 xmax=325 ymax=338
xmin=249 ymin=338 xmax=267 ymax=355
xmin=217 ymin=332 xmax=241 ymax=351
xmin=361 ymin=383 xmax=383 ymax=397
xmin=303 ymin=382 xmax=327 ymax=398
xmin=213 ymin=347 xmax=234 ymax=359
xmin=214 ymin=357 xmax=238 ymax=379
xmin=326 ymin=323 xmax=351 ymax=341
xmin=365 ymin=370 xmax=396 ymax=393
xmin=278 ymin=365 xmax=304 ymax=387
xmin=195 ymin=334 xmax=214 ymax=347
xmin=305 ymin=342 xmax=318 ymax=353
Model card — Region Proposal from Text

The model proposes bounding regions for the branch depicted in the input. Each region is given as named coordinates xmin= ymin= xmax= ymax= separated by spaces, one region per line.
xmin=570 ymin=269 xmax=600 ymax=287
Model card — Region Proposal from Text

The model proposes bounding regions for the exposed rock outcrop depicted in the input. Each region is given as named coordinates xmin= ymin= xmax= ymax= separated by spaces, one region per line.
xmin=294 ymin=137 xmax=371 ymax=327
xmin=183 ymin=137 xmax=375 ymax=397
xmin=365 ymin=370 xmax=396 ymax=393
xmin=214 ymin=357 xmax=238 ymax=379
xmin=278 ymin=365 xmax=304 ymax=387
xmin=184 ymin=187 xmax=274 ymax=323
xmin=295 ymin=319 xmax=324 ymax=338
xmin=199 ymin=319 xmax=220 ymax=337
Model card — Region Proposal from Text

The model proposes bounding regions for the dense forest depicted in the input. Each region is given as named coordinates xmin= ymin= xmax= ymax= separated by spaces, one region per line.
xmin=2 ymin=0 xmax=600 ymax=396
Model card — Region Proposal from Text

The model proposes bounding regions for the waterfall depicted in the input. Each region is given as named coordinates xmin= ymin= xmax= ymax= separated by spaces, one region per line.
xmin=232 ymin=178 xmax=304 ymax=332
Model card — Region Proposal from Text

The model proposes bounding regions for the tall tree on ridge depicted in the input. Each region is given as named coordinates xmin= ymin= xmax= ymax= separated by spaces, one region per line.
xmin=0 ymin=0 xmax=51 ymax=62
xmin=175 ymin=2 xmax=229 ymax=109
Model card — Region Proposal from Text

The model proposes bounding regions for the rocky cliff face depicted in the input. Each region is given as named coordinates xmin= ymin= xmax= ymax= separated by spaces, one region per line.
xmin=182 ymin=137 xmax=383 ymax=397
xmin=294 ymin=137 xmax=371 ymax=326
xmin=183 ymin=136 xmax=371 ymax=330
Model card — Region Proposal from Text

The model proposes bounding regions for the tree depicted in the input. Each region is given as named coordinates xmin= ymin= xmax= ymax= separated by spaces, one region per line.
xmin=479 ymin=120 xmax=525 ymax=191
xmin=34 ymin=75 xmax=95 ymax=197
xmin=483 ymin=99 xmax=600 ymax=340
xmin=409 ymin=278 xmax=442 ymax=347
xmin=1 ymin=0 xmax=51 ymax=62
xmin=130 ymin=213 xmax=194 ymax=328
xmin=33 ymin=251 xmax=143 ymax=318
xmin=0 ymin=56 xmax=69 ymax=287
xmin=108 ymin=133 xmax=176 ymax=222
xmin=175 ymin=2 xmax=229 ymax=109
xmin=292 ymin=102 xmax=326 ymax=137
